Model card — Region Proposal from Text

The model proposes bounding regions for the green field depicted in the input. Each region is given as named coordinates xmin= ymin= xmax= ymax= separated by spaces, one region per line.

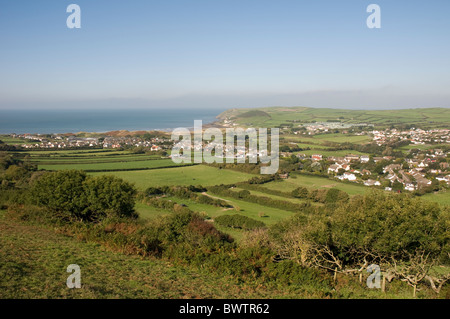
xmin=90 ymin=165 xmax=257 ymax=190
xmin=306 ymin=133 xmax=372 ymax=144
xmin=231 ymin=187 xmax=314 ymax=205
xmin=263 ymin=173 xmax=369 ymax=196
xmin=38 ymin=159 xmax=184 ymax=171
xmin=0 ymin=210 xmax=286 ymax=299
xmin=421 ymin=190 xmax=450 ymax=206
xmin=31 ymin=154 xmax=160 ymax=163
xmin=0 ymin=136 xmax=34 ymax=145
xmin=219 ymin=107 xmax=450 ymax=129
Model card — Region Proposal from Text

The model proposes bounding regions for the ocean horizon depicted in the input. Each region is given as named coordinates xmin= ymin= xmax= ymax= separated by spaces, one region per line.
xmin=0 ymin=108 xmax=225 ymax=134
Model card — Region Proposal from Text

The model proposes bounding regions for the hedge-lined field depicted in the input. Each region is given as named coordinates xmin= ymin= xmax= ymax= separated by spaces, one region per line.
xmin=90 ymin=165 xmax=257 ymax=190
xmin=262 ymin=173 xmax=368 ymax=196
xmin=38 ymin=158 xmax=185 ymax=171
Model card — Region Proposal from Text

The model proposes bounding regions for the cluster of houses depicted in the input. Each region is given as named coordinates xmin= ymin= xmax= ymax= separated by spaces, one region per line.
xmin=299 ymin=122 xmax=371 ymax=134
xmin=325 ymin=154 xmax=371 ymax=182
xmin=9 ymin=133 xmax=168 ymax=151
xmin=320 ymin=149 xmax=449 ymax=191
xmin=371 ymin=128 xmax=450 ymax=146
xmin=19 ymin=135 xmax=99 ymax=149
xmin=171 ymin=140 xmax=265 ymax=162
xmin=101 ymin=136 xmax=165 ymax=151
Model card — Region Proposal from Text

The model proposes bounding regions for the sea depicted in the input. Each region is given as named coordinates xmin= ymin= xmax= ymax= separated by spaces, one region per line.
xmin=0 ymin=108 xmax=225 ymax=134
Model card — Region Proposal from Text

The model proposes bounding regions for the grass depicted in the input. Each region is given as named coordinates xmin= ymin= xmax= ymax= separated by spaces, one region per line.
xmin=158 ymin=194 xmax=296 ymax=226
xmin=90 ymin=165 xmax=257 ymax=190
xmin=134 ymin=202 xmax=171 ymax=220
xmin=0 ymin=210 xmax=291 ymax=299
xmin=421 ymin=190 xmax=450 ymax=206
xmin=220 ymin=107 xmax=450 ymax=129
xmin=232 ymin=187 xmax=315 ymax=205
xmin=0 ymin=136 xmax=37 ymax=145
xmin=198 ymin=194 xmax=296 ymax=226
xmin=310 ymin=133 xmax=372 ymax=144
xmin=31 ymin=154 xmax=160 ymax=163
xmin=135 ymin=198 xmax=264 ymax=242
xmin=38 ymin=159 xmax=184 ymax=171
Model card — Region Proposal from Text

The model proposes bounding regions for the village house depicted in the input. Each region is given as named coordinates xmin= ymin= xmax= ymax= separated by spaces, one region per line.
xmin=327 ymin=164 xmax=342 ymax=174
xmin=364 ymin=179 xmax=381 ymax=186
xmin=279 ymin=173 xmax=289 ymax=179
xmin=337 ymin=172 xmax=357 ymax=181
xmin=345 ymin=154 xmax=360 ymax=162
xmin=436 ymin=175 xmax=450 ymax=184
xmin=383 ymin=164 xmax=402 ymax=174
xmin=360 ymin=155 xmax=370 ymax=163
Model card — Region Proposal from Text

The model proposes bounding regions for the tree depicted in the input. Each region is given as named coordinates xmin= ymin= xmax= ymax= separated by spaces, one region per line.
xmin=31 ymin=170 xmax=87 ymax=219
xmin=392 ymin=180 xmax=404 ymax=192
xmin=272 ymin=191 xmax=449 ymax=288
xmin=31 ymin=170 xmax=137 ymax=221
xmin=83 ymin=175 xmax=137 ymax=219
xmin=291 ymin=187 xmax=309 ymax=198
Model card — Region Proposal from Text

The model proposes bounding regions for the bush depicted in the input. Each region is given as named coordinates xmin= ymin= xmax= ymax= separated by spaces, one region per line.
xmin=31 ymin=170 xmax=137 ymax=221
xmin=292 ymin=187 xmax=309 ymax=198
xmin=83 ymin=175 xmax=137 ymax=219
xmin=215 ymin=214 xmax=266 ymax=230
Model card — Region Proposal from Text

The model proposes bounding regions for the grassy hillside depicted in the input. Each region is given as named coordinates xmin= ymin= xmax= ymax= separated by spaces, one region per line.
xmin=218 ymin=107 xmax=450 ymax=129
xmin=89 ymin=165 xmax=257 ymax=190
xmin=0 ymin=210 xmax=298 ymax=299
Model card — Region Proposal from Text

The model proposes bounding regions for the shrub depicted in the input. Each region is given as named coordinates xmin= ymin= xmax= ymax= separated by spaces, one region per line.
xmin=83 ymin=175 xmax=137 ymax=219
xmin=215 ymin=214 xmax=266 ymax=230
xmin=31 ymin=170 xmax=137 ymax=221
xmin=292 ymin=187 xmax=309 ymax=198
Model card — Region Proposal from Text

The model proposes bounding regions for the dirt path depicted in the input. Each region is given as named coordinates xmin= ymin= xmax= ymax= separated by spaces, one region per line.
xmin=201 ymin=192 xmax=233 ymax=203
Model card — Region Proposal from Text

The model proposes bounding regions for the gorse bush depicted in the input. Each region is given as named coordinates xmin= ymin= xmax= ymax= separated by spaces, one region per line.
xmin=215 ymin=214 xmax=266 ymax=230
xmin=31 ymin=170 xmax=137 ymax=221
xmin=270 ymin=190 xmax=449 ymax=277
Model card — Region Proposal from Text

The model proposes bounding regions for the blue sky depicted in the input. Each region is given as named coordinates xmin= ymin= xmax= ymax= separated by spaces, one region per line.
xmin=0 ymin=0 xmax=449 ymax=110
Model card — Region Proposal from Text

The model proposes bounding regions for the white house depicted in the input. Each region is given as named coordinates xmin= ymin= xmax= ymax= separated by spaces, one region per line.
xmin=364 ymin=179 xmax=381 ymax=186
xmin=337 ymin=172 xmax=357 ymax=181
xmin=360 ymin=155 xmax=370 ymax=163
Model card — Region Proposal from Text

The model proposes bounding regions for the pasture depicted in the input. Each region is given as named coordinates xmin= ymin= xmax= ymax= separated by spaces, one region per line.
xmin=421 ymin=190 xmax=450 ymax=206
xmin=38 ymin=158 xmax=184 ymax=171
xmin=90 ymin=165 xmax=257 ymax=190
xmin=220 ymin=107 xmax=450 ymax=129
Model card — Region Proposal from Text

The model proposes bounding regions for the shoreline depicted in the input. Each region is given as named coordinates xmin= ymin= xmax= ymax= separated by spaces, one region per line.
xmin=0 ymin=119 xmax=225 ymax=136
xmin=0 ymin=108 xmax=225 ymax=135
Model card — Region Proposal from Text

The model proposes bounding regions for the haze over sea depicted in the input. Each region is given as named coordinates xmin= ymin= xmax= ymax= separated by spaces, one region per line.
xmin=0 ymin=109 xmax=224 ymax=134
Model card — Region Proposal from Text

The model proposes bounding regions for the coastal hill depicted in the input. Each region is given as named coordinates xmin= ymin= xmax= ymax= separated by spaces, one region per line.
xmin=216 ymin=107 xmax=450 ymax=129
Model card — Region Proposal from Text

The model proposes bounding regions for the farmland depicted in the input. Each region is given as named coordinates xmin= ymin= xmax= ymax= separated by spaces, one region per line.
xmin=1 ymin=106 xmax=449 ymax=300
xmin=90 ymin=165 xmax=256 ymax=189
xmin=218 ymin=107 xmax=450 ymax=129
xmin=0 ymin=210 xmax=299 ymax=299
